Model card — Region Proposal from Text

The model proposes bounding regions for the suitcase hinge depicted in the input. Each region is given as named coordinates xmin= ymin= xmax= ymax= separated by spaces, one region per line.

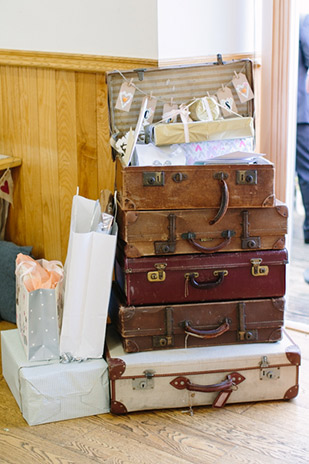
xmin=241 ymin=210 xmax=261 ymax=249
xmin=259 ymin=356 xmax=280 ymax=380
xmin=147 ymin=263 xmax=167 ymax=282
xmin=153 ymin=307 xmax=174 ymax=348
xmin=250 ymin=258 xmax=269 ymax=276
xmin=238 ymin=302 xmax=258 ymax=341
xmin=154 ymin=213 xmax=177 ymax=254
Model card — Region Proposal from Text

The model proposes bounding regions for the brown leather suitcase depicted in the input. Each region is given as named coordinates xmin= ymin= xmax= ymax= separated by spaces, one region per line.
xmin=109 ymin=286 xmax=285 ymax=352
xmin=117 ymin=200 xmax=288 ymax=258
xmin=105 ymin=327 xmax=300 ymax=414
xmin=115 ymin=248 xmax=288 ymax=306
xmin=107 ymin=60 xmax=275 ymax=213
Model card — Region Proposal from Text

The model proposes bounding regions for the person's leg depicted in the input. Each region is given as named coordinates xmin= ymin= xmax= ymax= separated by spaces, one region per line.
xmin=296 ymin=123 xmax=309 ymax=243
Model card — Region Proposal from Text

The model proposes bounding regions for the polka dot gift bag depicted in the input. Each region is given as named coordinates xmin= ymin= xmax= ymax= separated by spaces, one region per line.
xmin=15 ymin=254 xmax=64 ymax=361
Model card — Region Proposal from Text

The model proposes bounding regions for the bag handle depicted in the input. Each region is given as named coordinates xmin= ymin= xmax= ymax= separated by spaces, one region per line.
xmin=209 ymin=173 xmax=229 ymax=225
xmin=185 ymin=270 xmax=227 ymax=290
xmin=183 ymin=318 xmax=230 ymax=338
xmin=182 ymin=230 xmax=235 ymax=253
xmin=170 ymin=372 xmax=245 ymax=393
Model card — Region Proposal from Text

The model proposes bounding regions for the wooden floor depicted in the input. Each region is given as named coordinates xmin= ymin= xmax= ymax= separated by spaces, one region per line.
xmin=1 ymin=207 xmax=309 ymax=463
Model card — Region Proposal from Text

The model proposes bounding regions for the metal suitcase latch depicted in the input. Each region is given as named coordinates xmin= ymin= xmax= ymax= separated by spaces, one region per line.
xmin=132 ymin=370 xmax=155 ymax=390
xmin=241 ymin=210 xmax=261 ymax=249
xmin=236 ymin=170 xmax=257 ymax=185
xmin=259 ymin=356 xmax=280 ymax=380
xmin=143 ymin=171 xmax=165 ymax=186
xmin=147 ymin=263 xmax=167 ymax=282
xmin=154 ymin=213 xmax=176 ymax=254
xmin=250 ymin=258 xmax=269 ymax=276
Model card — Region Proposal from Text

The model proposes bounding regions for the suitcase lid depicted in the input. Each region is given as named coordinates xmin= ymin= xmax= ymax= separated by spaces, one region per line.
xmin=105 ymin=327 xmax=300 ymax=380
xmin=106 ymin=58 xmax=255 ymax=145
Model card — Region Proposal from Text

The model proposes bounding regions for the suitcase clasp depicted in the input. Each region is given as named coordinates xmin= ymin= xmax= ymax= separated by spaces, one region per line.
xmin=250 ymin=258 xmax=269 ymax=276
xmin=147 ymin=263 xmax=167 ymax=282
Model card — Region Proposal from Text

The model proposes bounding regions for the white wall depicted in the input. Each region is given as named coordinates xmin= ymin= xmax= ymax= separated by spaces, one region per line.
xmin=157 ymin=0 xmax=257 ymax=60
xmin=0 ymin=0 xmax=158 ymax=58
xmin=0 ymin=0 xmax=257 ymax=60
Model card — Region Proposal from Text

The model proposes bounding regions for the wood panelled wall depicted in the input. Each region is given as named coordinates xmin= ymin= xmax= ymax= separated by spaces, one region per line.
xmin=0 ymin=49 xmax=258 ymax=263
xmin=0 ymin=51 xmax=156 ymax=262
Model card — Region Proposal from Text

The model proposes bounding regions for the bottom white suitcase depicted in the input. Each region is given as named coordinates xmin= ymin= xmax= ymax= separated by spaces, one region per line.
xmin=105 ymin=327 xmax=300 ymax=414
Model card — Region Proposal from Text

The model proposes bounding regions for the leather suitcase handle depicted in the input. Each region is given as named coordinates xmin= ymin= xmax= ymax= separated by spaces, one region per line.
xmin=183 ymin=230 xmax=234 ymax=253
xmin=170 ymin=372 xmax=245 ymax=393
xmin=187 ymin=270 xmax=226 ymax=289
xmin=183 ymin=318 xmax=230 ymax=338
xmin=209 ymin=174 xmax=229 ymax=225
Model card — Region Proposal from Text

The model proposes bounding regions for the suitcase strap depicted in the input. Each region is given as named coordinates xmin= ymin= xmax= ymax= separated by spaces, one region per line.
xmin=170 ymin=372 xmax=246 ymax=409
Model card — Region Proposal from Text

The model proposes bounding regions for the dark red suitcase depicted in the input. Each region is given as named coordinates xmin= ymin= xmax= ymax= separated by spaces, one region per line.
xmin=109 ymin=286 xmax=285 ymax=352
xmin=115 ymin=248 xmax=288 ymax=306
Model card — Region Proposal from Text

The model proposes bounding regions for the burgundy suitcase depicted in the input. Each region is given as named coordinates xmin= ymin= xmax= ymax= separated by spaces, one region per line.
xmin=109 ymin=288 xmax=285 ymax=352
xmin=115 ymin=248 xmax=288 ymax=306
xmin=117 ymin=200 xmax=288 ymax=258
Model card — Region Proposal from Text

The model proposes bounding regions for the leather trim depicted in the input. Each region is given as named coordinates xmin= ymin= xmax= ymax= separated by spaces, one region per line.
xmin=108 ymin=357 xmax=127 ymax=379
xmin=272 ymin=237 xmax=285 ymax=249
xmin=271 ymin=297 xmax=285 ymax=312
xmin=124 ymin=243 xmax=142 ymax=258
xmin=111 ymin=400 xmax=128 ymax=414
xmin=124 ymin=198 xmax=136 ymax=210
xmin=276 ymin=204 xmax=289 ymax=217
xmin=268 ymin=327 xmax=282 ymax=341
xmin=262 ymin=194 xmax=275 ymax=207
xmin=126 ymin=211 xmax=139 ymax=225
xmin=284 ymin=385 xmax=299 ymax=400
xmin=123 ymin=339 xmax=139 ymax=353
xmin=285 ymin=345 xmax=301 ymax=365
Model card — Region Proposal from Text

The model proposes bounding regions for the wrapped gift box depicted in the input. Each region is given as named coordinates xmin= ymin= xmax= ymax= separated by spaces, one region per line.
xmin=146 ymin=116 xmax=254 ymax=146
xmin=1 ymin=329 xmax=110 ymax=425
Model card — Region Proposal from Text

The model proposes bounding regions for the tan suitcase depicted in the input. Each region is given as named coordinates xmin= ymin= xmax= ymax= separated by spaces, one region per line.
xmin=117 ymin=200 xmax=287 ymax=257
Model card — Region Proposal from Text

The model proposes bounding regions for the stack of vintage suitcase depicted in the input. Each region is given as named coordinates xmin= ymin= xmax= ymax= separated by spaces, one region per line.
xmin=105 ymin=58 xmax=300 ymax=414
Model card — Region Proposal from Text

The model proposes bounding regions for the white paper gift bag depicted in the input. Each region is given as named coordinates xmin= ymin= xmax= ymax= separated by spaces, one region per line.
xmin=60 ymin=193 xmax=117 ymax=359
xmin=16 ymin=258 xmax=63 ymax=362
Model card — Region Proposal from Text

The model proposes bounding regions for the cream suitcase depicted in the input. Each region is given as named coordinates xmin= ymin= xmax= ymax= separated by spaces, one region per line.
xmin=105 ymin=328 xmax=300 ymax=414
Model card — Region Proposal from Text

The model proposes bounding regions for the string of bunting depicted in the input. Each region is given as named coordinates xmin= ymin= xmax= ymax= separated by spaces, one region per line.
xmin=115 ymin=64 xmax=254 ymax=120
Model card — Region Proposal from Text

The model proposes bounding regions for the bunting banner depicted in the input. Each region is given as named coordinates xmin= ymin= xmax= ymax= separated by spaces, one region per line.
xmin=0 ymin=168 xmax=14 ymax=204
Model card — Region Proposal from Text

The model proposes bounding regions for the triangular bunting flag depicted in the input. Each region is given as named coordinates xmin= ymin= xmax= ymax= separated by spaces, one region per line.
xmin=0 ymin=168 xmax=14 ymax=204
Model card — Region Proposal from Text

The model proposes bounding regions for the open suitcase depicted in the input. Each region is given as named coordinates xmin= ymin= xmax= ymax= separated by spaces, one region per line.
xmin=106 ymin=59 xmax=275 ymax=214
xmin=109 ymin=285 xmax=285 ymax=352
xmin=105 ymin=327 xmax=300 ymax=414
xmin=115 ymin=248 xmax=288 ymax=306
xmin=117 ymin=200 xmax=288 ymax=257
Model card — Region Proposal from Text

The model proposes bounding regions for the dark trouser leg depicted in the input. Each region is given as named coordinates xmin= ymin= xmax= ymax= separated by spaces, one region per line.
xmin=296 ymin=123 xmax=309 ymax=242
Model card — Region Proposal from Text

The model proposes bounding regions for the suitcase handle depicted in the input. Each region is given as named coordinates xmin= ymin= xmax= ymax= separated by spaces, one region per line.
xmin=186 ymin=270 xmax=226 ymax=289
xmin=209 ymin=173 xmax=229 ymax=225
xmin=182 ymin=230 xmax=235 ymax=253
xmin=170 ymin=372 xmax=245 ymax=393
xmin=183 ymin=318 xmax=230 ymax=338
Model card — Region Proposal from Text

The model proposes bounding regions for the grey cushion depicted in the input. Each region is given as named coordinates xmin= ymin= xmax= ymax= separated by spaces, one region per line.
xmin=0 ymin=241 xmax=32 ymax=323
